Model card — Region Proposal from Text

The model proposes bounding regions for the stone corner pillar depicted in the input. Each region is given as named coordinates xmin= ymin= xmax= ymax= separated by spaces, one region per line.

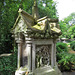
xmin=53 ymin=40 xmax=57 ymax=66
xmin=16 ymin=39 xmax=23 ymax=69
xmin=51 ymin=42 xmax=54 ymax=68
xmin=32 ymin=43 xmax=36 ymax=71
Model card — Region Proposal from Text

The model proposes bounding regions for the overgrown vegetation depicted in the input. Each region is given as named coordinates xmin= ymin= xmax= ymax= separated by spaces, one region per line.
xmin=59 ymin=13 xmax=75 ymax=39
xmin=58 ymin=10 xmax=75 ymax=72
xmin=56 ymin=42 xmax=68 ymax=53
xmin=58 ymin=13 xmax=75 ymax=72
xmin=0 ymin=48 xmax=17 ymax=75
xmin=56 ymin=42 xmax=75 ymax=72
xmin=70 ymin=41 xmax=75 ymax=51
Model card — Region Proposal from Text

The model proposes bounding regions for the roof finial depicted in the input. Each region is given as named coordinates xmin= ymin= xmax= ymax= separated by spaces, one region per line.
xmin=32 ymin=0 xmax=40 ymax=20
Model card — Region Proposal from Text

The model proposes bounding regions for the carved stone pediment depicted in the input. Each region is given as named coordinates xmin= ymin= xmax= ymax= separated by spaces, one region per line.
xmin=14 ymin=17 xmax=27 ymax=34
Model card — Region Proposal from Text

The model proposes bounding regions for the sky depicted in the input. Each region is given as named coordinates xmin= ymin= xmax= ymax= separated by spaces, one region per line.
xmin=53 ymin=0 xmax=75 ymax=20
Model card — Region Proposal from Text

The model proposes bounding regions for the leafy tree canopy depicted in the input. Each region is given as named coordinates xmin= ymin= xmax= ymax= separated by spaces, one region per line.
xmin=64 ymin=13 xmax=75 ymax=26
xmin=59 ymin=12 xmax=75 ymax=39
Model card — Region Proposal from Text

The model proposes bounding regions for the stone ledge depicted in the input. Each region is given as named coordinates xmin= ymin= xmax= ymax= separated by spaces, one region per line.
xmin=33 ymin=66 xmax=62 ymax=75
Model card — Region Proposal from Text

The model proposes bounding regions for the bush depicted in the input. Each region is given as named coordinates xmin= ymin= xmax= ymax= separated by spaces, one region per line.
xmin=0 ymin=48 xmax=17 ymax=75
xmin=56 ymin=42 xmax=75 ymax=72
xmin=56 ymin=42 xmax=68 ymax=53
xmin=70 ymin=41 xmax=75 ymax=51
xmin=57 ymin=52 xmax=75 ymax=72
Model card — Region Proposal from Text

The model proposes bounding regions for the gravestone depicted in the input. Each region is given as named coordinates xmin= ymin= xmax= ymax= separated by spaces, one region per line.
xmin=12 ymin=0 xmax=62 ymax=75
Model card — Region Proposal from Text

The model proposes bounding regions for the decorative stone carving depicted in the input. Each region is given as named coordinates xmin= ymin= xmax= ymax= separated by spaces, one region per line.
xmin=36 ymin=45 xmax=51 ymax=68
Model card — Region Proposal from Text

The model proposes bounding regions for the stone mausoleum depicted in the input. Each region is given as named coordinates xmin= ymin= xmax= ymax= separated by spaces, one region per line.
xmin=12 ymin=0 xmax=62 ymax=75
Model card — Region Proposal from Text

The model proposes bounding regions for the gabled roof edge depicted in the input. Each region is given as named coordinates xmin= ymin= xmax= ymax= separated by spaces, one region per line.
xmin=12 ymin=15 xmax=21 ymax=30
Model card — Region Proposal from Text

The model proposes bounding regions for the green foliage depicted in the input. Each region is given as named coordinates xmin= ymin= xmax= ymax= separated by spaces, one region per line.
xmin=38 ymin=0 xmax=57 ymax=18
xmin=64 ymin=13 xmax=75 ymax=25
xmin=70 ymin=41 xmax=75 ymax=51
xmin=68 ymin=25 xmax=75 ymax=39
xmin=57 ymin=52 xmax=75 ymax=71
xmin=59 ymin=13 xmax=75 ymax=39
xmin=56 ymin=42 xmax=68 ymax=53
xmin=59 ymin=21 xmax=70 ymax=38
xmin=0 ymin=0 xmax=34 ymax=54
xmin=0 ymin=48 xmax=17 ymax=75
xmin=56 ymin=42 xmax=75 ymax=71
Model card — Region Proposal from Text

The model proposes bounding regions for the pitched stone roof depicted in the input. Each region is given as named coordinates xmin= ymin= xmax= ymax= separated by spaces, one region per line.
xmin=12 ymin=9 xmax=61 ymax=39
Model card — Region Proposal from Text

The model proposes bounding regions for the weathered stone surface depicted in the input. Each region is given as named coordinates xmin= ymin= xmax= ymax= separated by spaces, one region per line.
xmin=33 ymin=66 xmax=62 ymax=75
xmin=15 ymin=67 xmax=26 ymax=75
xmin=62 ymin=72 xmax=75 ymax=75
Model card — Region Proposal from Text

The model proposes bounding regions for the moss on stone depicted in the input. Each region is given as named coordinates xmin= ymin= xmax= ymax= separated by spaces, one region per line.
xmin=32 ymin=23 xmax=45 ymax=30
xmin=51 ymin=27 xmax=61 ymax=33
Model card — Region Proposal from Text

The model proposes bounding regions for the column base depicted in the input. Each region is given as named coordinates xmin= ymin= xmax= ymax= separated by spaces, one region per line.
xmin=15 ymin=67 xmax=26 ymax=75
xmin=15 ymin=67 xmax=33 ymax=75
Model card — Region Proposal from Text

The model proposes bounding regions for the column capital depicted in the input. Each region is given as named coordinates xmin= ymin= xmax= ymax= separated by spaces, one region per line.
xmin=16 ymin=39 xmax=23 ymax=44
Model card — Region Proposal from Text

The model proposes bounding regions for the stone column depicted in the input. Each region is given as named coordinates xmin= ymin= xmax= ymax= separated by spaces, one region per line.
xmin=16 ymin=39 xmax=23 ymax=69
xmin=51 ymin=42 xmax=54 ymax=67
xmin=27 ymin=43 xmax=32 ymax=71
xmin=53 ymin=40 xmax=57 ymax=66
xmin=32 ymin=43 xmax=36 ymax=71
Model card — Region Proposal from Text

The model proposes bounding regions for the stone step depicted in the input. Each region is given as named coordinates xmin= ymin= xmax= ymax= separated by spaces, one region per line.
xmin=33 ymin=66 xmax=62 ymax=75
xmin=33 ymin=66 xmax=55 ymax=75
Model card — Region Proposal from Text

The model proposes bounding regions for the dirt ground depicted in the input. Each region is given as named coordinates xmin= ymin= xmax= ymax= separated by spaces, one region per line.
xmin=68 ymin=46 xmax=75 ymax=54
xmin=69 ymin=50 xmax=75 ymax=54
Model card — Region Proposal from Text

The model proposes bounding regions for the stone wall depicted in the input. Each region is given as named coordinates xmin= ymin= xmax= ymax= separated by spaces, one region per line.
xmin=62 ymin=72 xmax=75 ymax=75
